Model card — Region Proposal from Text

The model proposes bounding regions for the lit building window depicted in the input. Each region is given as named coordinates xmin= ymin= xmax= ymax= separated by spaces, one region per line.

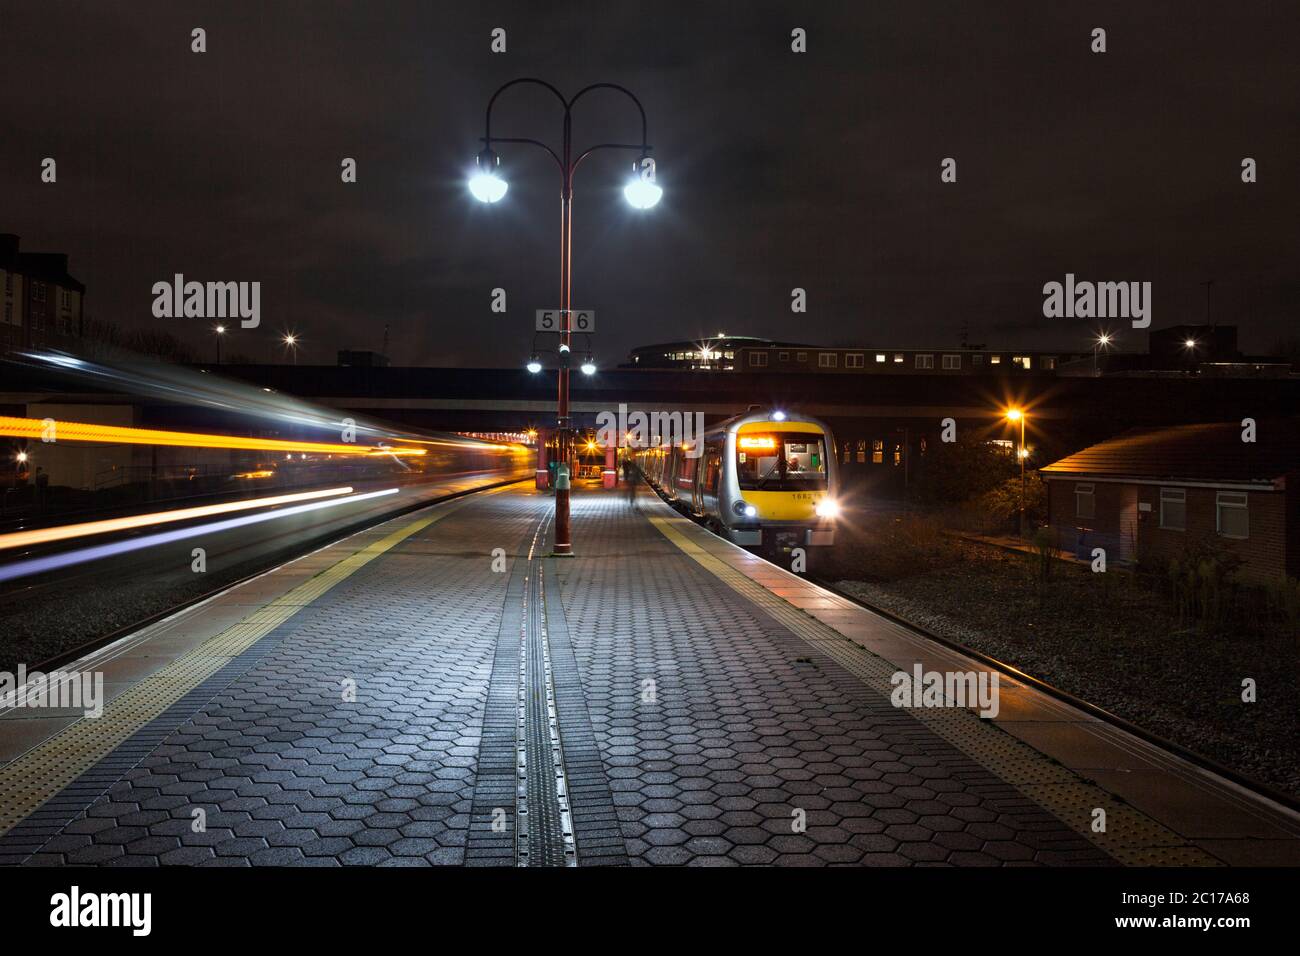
xmin=1075 ymin=482 xmax=1095 ymax=519
xmin=1216 ymin=492 xmax=1248 ymax=538
xmin=1159 ymin=488 xmax=1185 ymax=531
xmin=893 ymin=353 xmax=903 ymax=363
xmin=875 ymin=353 xmax=886 ymax=363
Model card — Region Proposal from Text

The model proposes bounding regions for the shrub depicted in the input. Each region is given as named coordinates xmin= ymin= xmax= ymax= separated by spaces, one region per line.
xmin=1166 ymin=538 xmax=1243 ymax=629
xmin=911 ymin=435 xmax=1018 ymax=508
xmin=973 ymin=473 xmax=1047 ymax=531
xmin=1030 ymin=526 xmax=1055 ymax=583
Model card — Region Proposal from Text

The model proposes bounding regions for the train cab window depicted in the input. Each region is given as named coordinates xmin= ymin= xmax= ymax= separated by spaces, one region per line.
xmin=736 ymin=433 xmax=828 ymax=491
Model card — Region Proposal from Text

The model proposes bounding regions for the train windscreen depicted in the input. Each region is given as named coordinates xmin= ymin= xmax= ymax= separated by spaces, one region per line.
xmin=735 ymin=433 xmax=828 ymax=491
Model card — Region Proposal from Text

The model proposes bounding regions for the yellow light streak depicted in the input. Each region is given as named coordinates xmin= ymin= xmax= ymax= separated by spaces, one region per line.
xmin=0 ymin=416 xmax=424 ymax=456
xmin=0 ymin=486 xmax=356 ymax=551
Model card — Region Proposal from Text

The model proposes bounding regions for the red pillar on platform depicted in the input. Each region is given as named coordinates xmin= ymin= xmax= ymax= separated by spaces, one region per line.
xmin=602 ymin=443 xmax=616 ymax=489
xmin=535 ymin=430 xmax=550 ymax=490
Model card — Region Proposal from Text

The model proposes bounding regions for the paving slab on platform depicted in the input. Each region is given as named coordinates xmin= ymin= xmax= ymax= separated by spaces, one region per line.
xmin=1 ymin=482 xmax=1295 ymax=867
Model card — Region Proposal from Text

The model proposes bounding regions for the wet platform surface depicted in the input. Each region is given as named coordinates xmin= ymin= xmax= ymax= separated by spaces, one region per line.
xmin=1 ymin=483 xmax=1296 ymax=866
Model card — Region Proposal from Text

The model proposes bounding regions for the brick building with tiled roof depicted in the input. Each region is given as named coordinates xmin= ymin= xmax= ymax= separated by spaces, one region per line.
xmin=0 ymin=233 xmax=87 ymax=353
xmin=1039 ymin=420 xmax=1300 ymax=581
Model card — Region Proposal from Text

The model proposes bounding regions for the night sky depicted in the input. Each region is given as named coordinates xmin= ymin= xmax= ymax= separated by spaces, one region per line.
xmin=2 ymin=1 xmax=1297 ymax=368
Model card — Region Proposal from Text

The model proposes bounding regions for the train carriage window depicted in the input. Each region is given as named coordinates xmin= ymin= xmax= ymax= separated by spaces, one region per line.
xmin=704 ymin=449 xmax=722 ymax=494
xmin=872 ymin=440 xmax=883 ymax=464
xmin=856 ymin=439 xmax=866 ymax=463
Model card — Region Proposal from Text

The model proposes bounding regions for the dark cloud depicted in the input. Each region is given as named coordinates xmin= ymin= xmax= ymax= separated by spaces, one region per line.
xmin=1 ymin=0 xmax=1296 ymax=367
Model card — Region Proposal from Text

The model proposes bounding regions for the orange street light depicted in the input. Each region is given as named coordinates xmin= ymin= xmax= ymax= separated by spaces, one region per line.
xmin=1005 ymin=407 xmax=1028 ymax=536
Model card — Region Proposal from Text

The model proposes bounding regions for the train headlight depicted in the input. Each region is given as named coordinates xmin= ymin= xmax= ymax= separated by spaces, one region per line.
xmin=815 ymin=498 xmax=840 ymax=518
xmin=734 ymin=500 xmax=758 ymax=518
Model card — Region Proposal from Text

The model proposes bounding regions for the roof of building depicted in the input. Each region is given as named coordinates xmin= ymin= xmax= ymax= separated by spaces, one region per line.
xmin=0 ymin=235 xmax=86 ymax=293
xmin=630 ymin=336 xmax=804 ymax=353
xmin=1040 ymin=420 xmax=1300 ymax=485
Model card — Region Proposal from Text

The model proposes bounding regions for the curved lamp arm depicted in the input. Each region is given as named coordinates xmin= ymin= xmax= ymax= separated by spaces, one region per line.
xmin=483 ymin=78 xmax=570 ymax=175
xmin=482 ymin=78 xmax=654 ymax=179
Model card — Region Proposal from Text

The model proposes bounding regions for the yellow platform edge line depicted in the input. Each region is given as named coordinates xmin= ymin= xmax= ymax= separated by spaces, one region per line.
xmin=647 ymin=515 xmax=1221 ymax=868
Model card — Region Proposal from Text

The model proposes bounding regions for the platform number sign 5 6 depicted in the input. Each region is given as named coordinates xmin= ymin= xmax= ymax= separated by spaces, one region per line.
xmin=535 ymin=309 xmax=596 ymax=333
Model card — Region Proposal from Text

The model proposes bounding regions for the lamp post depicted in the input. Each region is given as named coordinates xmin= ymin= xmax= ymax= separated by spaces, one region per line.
xmin=282 ymin=332 xmax=300 ymax=365
xmin=470 ymin=78 xmax=660 ymax=556
xmin=213 ymin=324 xmax=225 ymax=364
xmin=1006 ymin=407 xmax=1027 ymax=536
xmin=1092 ymin=332 xmax=1112 ymax=376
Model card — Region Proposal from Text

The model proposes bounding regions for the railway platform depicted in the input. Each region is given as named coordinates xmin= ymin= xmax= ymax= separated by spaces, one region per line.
xmin=0 ymin=481 xmax=1297 ymax=867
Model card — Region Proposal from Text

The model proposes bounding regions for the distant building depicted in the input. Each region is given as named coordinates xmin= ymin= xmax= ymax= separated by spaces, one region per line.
xmin=1057 ymin=325 xmax=1294 ymax=378
xmin=337 ymin=349 xmax=390 ymax=368
xmin=627 ymin=333 xmax=1086 ymax=374
xmin=626 ymin=335 xmax=807 ymax=371
xmin=1040 ymin=421 xmax=1300 ymax=581
xmin=734 ymin=342 xmax=1088 ymax=374
xmin=0 ymin=234 xmax=86 ymax=353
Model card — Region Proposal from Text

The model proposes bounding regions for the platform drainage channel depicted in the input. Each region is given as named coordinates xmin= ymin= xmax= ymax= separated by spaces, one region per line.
xmin=516 ymin=520 xmax=576 ymax=867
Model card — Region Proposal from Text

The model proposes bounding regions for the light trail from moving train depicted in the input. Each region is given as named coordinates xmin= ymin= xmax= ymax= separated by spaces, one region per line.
xmin=0 ymin=487 xmax=401 ymax=584
xmin=0 ymin=416 xmax=427 ymax=457
xmin=0 ymin=486 xmax=357 ymax=551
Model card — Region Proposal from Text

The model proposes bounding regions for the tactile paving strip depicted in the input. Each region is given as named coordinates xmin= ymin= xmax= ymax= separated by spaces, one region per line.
xmin=0 ymin=498 xmax=481 ymax=839
xmin=648 ymin=515 xmax=1221 ymax=868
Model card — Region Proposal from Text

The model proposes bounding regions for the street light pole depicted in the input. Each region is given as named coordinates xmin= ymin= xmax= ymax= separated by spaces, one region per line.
xmin=1006 ymin=407 xmax=1028 ymax=537
xmin=474 ymin=78 xmax=657 ymax=556
xmin=1018 ymin=414 xmax=1027 ymax=537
